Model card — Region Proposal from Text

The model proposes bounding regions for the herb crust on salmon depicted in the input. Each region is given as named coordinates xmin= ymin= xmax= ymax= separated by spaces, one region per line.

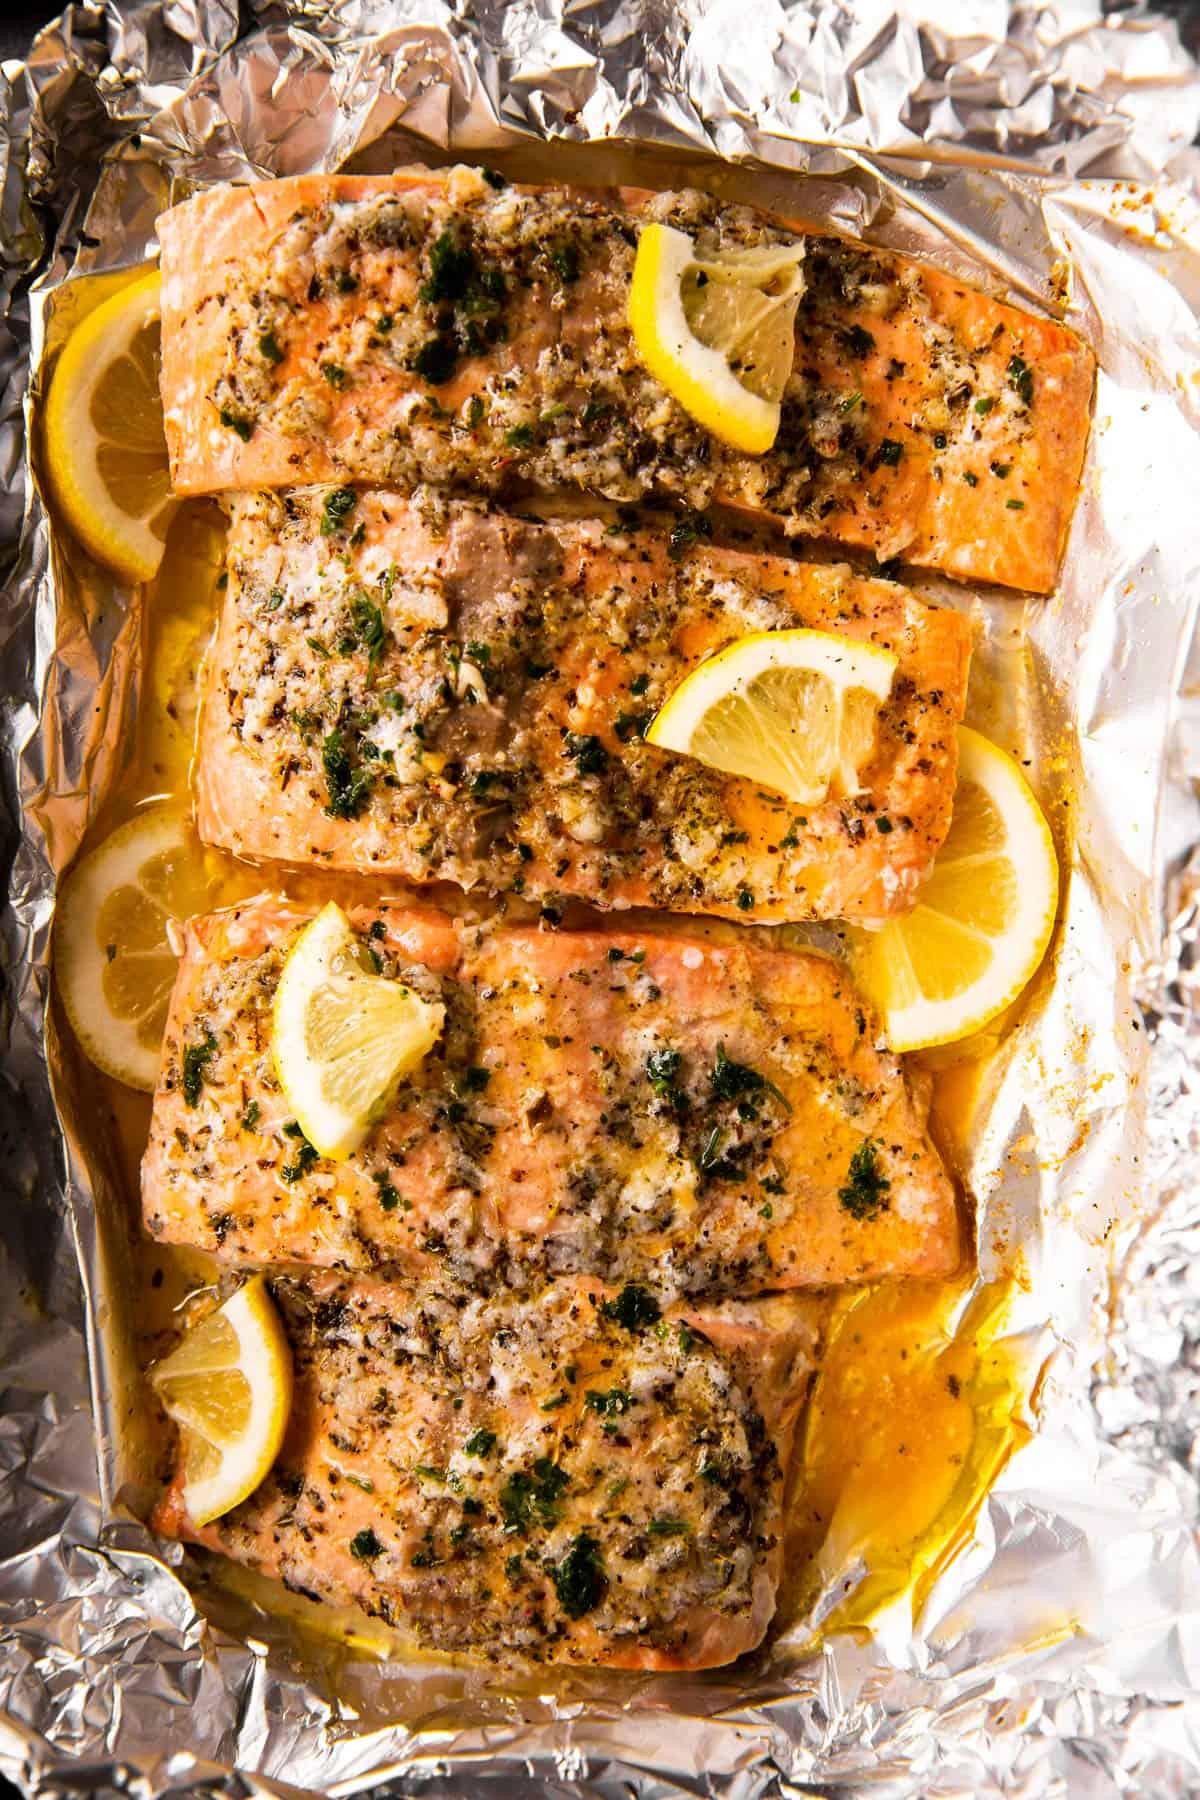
xmin=197 ymin=490 xmax=971 ymax=925
xmin=153 ymin=1273 xmax=823 ymax=1670
xmin=141 ymin=899 xmax=960 ymax=1295
xmin=158 ymin=167 xmax=1094 ymax=591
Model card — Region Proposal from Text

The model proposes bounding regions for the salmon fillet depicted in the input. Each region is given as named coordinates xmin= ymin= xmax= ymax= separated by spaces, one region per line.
xmin=141 ymin=899 xmax=959 ymax=1294
xmin=196 ymin=491 xmax=971 ymax=926
xmin=152 ymin=1273 xmax=823 ymax=1670
xmin=158 ymin=168 xmax=1094 ymax=592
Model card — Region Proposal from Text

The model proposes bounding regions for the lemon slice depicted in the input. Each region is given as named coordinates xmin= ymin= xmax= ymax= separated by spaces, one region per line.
xmin=42 ymin=268 xmax=174 ymax=583
xmin=645 ymin=628 xmax=898 ymax=806
xmin=272 ymin=901 xmax=445 ymax=1161
xmin=54 ymin=806 xmax=219 ymax=1091
xmin=629 ymin=222 xmax=805 ymax=453
xmin=845 ymin=726 xmax=1059 ymax=1052
xmin=150 ymin=1276 xmax=293 ymax=1526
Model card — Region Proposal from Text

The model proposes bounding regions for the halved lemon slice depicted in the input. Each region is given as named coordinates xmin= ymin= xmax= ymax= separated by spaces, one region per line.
xmin=273 ymin=901 xmax=445 ymax=1161
xmin=42 ymin=268 xmax=174 ymax=583
xmin=54 ymin=806 xmax=219 ymax=1091
xmin=629 ymin=223 xmax=805 ymax=453
xmin=645 ymin=628 xmax=898 ymax=806
xmin=845 ymin=726 xmax=1059 ymax=1053
xmin=150 ymin=1276 xmax=292 ymax=1526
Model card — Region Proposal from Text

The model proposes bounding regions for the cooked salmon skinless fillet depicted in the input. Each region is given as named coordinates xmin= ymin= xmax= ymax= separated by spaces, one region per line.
xmin=141 ymin=900 xmax=959 ymax=1294
xmin=158 ymin=169 xmax=1094 ymax=591
xmin=196 ymin=491 xmax=971 ymax=925
xmin=153 ymin=1273 xmax=823 ymax=1669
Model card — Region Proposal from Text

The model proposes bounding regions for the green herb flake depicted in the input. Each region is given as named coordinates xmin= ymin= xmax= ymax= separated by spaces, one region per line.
xmin=1008 ymin=353 xmax=1034 ymax=406
xmin=240 ymin=1100 xmax=260 ymax=1131
xmin=876 ymin=437 xmax=903 ymax=468
xmin=322 ymin=728 xmax=371 ymax=820
xmin=412 ymin=333 xmax=458 ymax=385
xmin=504 ymin=423 xmax=535 ymax=449
xmin=600 ymin=1284 xmax=661 ymax=1331
xmin=421 ymin=229 xmax=479 ymax=305
xmin=181 ymin=1031 xmax=217 ymax=1107
xmin=321 ymin=362 xmax=348 ymax=388
xmin=584 ymin=1387 xmax=634 ymax=1418
xmin=667 ymin=510 xmax=713 ymax=561
xmin=320 ymin=486 xmax=358 ymax=536
xmin=258 ymin=329 xmax=284 ymax=365
xmin=548 ymin=243 xmax=581 ymax=284
xmin=350 ymin=1528 xmax=383 ymax=1561
xmin=647 ymin=1516 xmax=689 ymax=1537
xmin=552 ymin=1532 xmax=606 ymax=1618
xmin=564 ymin=731 xmax=608 ymax=776
xmin=373 ymin=1172 xmax=401 ymax=1212
xmin=963 ymin=471 xmax=979 ymax=488
xmin=280 ymin=1125 xmax=319 ymax=1183
xmin=974 ymin=395 xmax=995 ymax=415
xmin=350 ymin=592 xmax=389 ymax=674
xmin=838 ymin=1138 xmax=892 ymax=1221
xmin=1005 ymin=498 xmax=1026 ymax=510
xmin=465 ymin=1428 xmax=497 ymax=1458
xmin=218 ymin=407 xmax=254 ymax=442
xmin=500 ymin=1457 xmax=569 ymax=1534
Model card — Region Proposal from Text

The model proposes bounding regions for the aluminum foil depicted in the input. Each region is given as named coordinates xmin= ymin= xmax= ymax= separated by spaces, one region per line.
xmin=4 ymin=2 xmax=1200 ymax=1794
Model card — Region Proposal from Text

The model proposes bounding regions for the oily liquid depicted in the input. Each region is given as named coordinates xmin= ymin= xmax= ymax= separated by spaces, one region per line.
xmin=81 ymin=496 xmax=1031 ymax=1645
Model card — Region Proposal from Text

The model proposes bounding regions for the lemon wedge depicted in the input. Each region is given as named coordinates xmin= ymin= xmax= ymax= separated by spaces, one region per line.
xmin=150 ymin=1276 xmax=293 ymax=1526
xmin=54 ymin=806 xmax=219 ymax=1091
xmin=629 ymin=222 xmax=805 ymax=453
xmin=845 ymin=726 xmax=1059 ymax=1052
xmin=272 ymin=902 xmax=445 ymax=1161
xmin=645 ymin=628 xmax=898 ymax=806
xmin=42 ymin=268 xmax=174 ymax=583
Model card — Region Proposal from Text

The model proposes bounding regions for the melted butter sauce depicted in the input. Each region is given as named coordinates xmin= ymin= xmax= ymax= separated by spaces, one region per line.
xmin=79 ymin=486 xmax=1032 ymax=1649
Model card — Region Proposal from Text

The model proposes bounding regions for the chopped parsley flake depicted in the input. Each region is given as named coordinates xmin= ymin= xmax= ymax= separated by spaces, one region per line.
xmin=552 ymin=1532 xmax=606 ymax=1618
xmin=667 ymin=510 xmax=713 ymax=561
xmin=320 ymin=486 xmax=358 ymax=536
xmin=584 ymin=1387 xmax=634 ymax=1418
xmin=322 ymin=728 xmax=371 ymax=820
xmin=464 ymin=1429 xmax=497 ymax=1457
xmin=181 ymin=1031 xmax=217 ymax=1107
xmin=564 ymin=731 xmax=608 ymax=776
xmin=321 ymin=362 xmax=347 ymax=388
xmin=600 ymin=1284 xmax=661 ymax=1331
xmin=548 ymin=243 xmax=580 ymax=284
xmin=838 ymin=1138 xmax=891 ymax=1221
xmin=258 ymin=329 xmax=283 ymax=365
xmin=218 ymin=406 xmax=254 ymax=442
xmin=500 ymin=1457 xmax=568 ymax=1533
xmin=350 ymin=1528 xmax=383 ymax=1561
xmin=1008 ymin=353 xmax=1034 ymax=406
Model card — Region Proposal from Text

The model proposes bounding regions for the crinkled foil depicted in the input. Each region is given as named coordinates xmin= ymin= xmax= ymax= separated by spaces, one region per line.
xmin=3 ymin=3 xmax=1200 ymax=1794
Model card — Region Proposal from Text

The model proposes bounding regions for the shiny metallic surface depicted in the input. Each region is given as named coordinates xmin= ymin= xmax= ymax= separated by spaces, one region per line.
xmin=2 ymin=4 xmax=1200 ymax=1794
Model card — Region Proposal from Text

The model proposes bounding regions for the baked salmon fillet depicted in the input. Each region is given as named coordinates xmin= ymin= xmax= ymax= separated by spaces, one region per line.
xmin=157 ymin=168 xmax=1094 ymax=592
xmin=153 ymin=1273 xmax=823 ymax=1670
xmin=141 ymin=899 xmax=959 ymax=1294
xmin=196 ymin=491 xmax=972 ymax=926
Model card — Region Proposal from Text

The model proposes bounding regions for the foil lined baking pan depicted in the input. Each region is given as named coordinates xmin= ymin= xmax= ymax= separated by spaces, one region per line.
xmin=3 ymin=2 xmax=1200 ymax=1794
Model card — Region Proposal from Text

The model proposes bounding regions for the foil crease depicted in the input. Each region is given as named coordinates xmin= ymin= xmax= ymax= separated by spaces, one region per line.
xmin=3 ymin=3 xmax=1200 ymax=1795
